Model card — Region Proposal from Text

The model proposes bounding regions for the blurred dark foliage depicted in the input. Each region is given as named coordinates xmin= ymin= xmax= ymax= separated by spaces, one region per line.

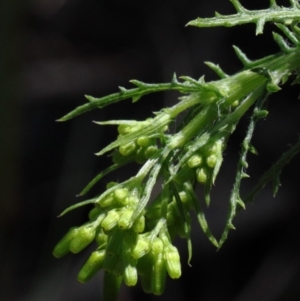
xmin=2 ymin=0 xmax=300 ymax=300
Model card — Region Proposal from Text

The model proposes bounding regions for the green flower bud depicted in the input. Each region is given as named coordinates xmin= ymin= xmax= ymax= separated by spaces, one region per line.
xmin=132 ymin=215 xmax=145 ymax=233
xmin=117 ymin=124 xmax=132 ymax=135
xmin=232 ymin=100 xmax=239 ymax=107
xmin=137 ymin=136 xmax=150 ymax=147
xmin=127 ymin=195 xmax=139 ymax=207
xmin=106 ymin=181 xmax=118 ymax=189
xmin=101 ymin=210 xmax=120 ymax=231
xmin=178 ymin=191 xmax=192 ymax=209
xmin=151 ymin=238 xmax=164 ymax=255
xmin=113 ymin=188 xmax=129 ymax=205
xmin=88 ymin=206 xmax=103 ymax=221
xmin=196 ymin=167 xmax=208 ymax=184
xmin=206 ymin=154 xmax=217 ymax=168
xmin=164 ymin=246 xmax=181 ymax=279
xmin=118 ymin=209 xmax=133 ymax=229
xmin=98 ymin=194 xmax=115 ymax=208
xmin=119 ymin=141 xmax=137 ymax=156
xmin=123 ymin=259 xmax=138 ymax=287
xmin=144 ymin=145 xmax=158 ymax=159
xmin=95 ymin=227 xmax=108 ymax=247
xmin=151 ymin=253 xmax=167 ymax=295
xmin=255 ymin=109 xmax=269 ymax=119
xmin=69 ymin=226 xmax=95 ymax=254
xmin=77 ymin=250 xmax=106 ymax=283
xmin=131 ymin=237 xmax=150 ymax=259
xmin=187 ymin=154 xmax=202 ymax=168
xmin=52 ymin=227 xmax=78 ymax=258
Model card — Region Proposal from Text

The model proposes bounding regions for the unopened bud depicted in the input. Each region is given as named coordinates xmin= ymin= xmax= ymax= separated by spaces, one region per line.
xmin=206 ymin=154 xmax=217 ymax=168
xmin=77 ymin=250 xmax=106 ymax=283
xmin=53 ymin=227 xmax=78 ymax=258
xmin=137 ymin=136 xmax=150 ymax=147
xmin=69 ymin=226 xmax=95 ymax=254
xmin=119 ymin=142 xmax=137 ymax=156
xmin=101 ymin=210 xmax=120 ymax=231
xmin=164 ymin=246 xmax=181 ymax=279
xmin=131 ymin=237 xmax=150 ymax=259
xmin=113 ymin=188 xmax=129 ymax=205
xmin=187 ymin=154 xmax=202 ymax=168
xmin=144 ymin=145 xmax=158 ymax=159
xmin=123 ymin=261 xmax=138 ymax=287
xmin=151 ymin=238 xmax=164 ymax=255
xmin=196 ymin=167 xmax=208 ymax=183
xmin=132 ymin=216 xmax=145 ymax=233
xmin=118 ymin=209 xmax=133 ymax=229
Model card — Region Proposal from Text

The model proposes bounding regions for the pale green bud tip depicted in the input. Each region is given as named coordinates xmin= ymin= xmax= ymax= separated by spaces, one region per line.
xmin=95 ymin=228 xmax=108 ymax=246
xmin=128 ymin=196 xmax=139 ymax=207
xmin=132 ymin=216 xmax=145 ymax=233
xmin=118 ymin=124 xmax=132 ymax=135
xmin=231 ymin=100 xmax=239 ymax=107
xmin=123 ymin=264 xmax=138 ymax=287
xmin=178 ymin=191 xmax=191 ymax=205
xmin=69 ymin=226 xmax=95 ymax=254
xmin=196 ymin=167 xmax=208 ymax=183
xmin=106 ymin=181 xmax=118 ymax=189
xmin=137 ymin=136 xmax=150 ymax=147
xmin=119 ymin=142 xmax=136 ymax=156
xmin=164 ymin=247 xmax=181 ymax=279
xmin=98 ymin=195 xmax=114 ymax=208
xmin=77 ymin=250 xmax=106 ymax=283
xmin=101 ymin=210 xmax=120 ymax=231
xmin=187 ymin=154 xmax=202 ymax=168
xmin=113 ymin=188 xmax=129 ymax=204
xmin=206 ymin=154 xmax=217 ymax=168
xmin=118 ymin=209 xmax=133 ymax=229
xmin=53 ymin=227 xmax=78 ymax=258
xmin=151 ymin=238 xmax=164 ymax=254
xmin=131 ymin=238 xmax=150 ymax=259
xmin=144 ymin=145 xmax=158 ymax=159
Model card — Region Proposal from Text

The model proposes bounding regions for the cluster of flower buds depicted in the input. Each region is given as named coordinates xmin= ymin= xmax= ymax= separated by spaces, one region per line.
xmin=145 ymin=190 xmax=193 ymax=239
xmin=186 ymin=139 xmax=224 ymax=185
xmin=53 ymin=180 xmax=182 ymax=296
xmin=111 ymin=119 xmax=169 ymax=165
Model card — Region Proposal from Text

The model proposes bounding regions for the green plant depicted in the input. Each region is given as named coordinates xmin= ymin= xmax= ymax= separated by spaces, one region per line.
xmin=53 ymin=1 xmax=300 ymax=300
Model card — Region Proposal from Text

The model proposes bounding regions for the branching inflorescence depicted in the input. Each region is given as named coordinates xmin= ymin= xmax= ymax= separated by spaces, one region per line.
xmin=53 ymin=1 xmax=300 ymax=300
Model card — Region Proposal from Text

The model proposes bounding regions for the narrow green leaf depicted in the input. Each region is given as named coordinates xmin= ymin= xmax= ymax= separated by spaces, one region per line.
xmin=58 ymin=197 xmax=98 ymax=217
xmin=184 ymin=182 xmax=219 ymax=248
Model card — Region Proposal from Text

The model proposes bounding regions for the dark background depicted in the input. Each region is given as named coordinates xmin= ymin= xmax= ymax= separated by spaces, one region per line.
xmin=2 ymin=0 xmax=300 ymax=300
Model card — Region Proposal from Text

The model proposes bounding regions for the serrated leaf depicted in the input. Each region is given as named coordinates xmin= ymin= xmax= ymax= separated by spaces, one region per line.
xmin=236 ymin=197 xmax=246 ymax=210
xmin=272 ymin=174 xmax=281 ymax=196
xmin=248 ymin=144 xmax=258 ymax=155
